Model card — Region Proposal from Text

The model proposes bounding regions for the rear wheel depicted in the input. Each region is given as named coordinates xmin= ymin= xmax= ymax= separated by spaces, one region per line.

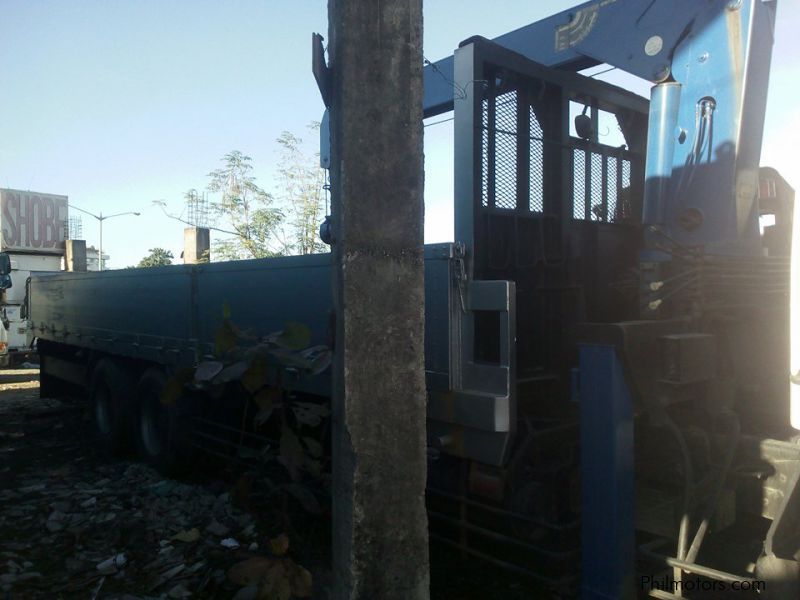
xmin=90 ymin=359 xmax=135 ymax=454
xmin=136 ymin=368 xmax=192 ymax=475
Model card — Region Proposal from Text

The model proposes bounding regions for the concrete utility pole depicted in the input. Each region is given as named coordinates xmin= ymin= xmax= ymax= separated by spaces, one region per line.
xmin=328 ymin=1 xmax=429 ymax=598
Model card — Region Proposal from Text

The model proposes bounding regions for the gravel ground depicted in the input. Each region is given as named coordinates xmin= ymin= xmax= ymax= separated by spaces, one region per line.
xmin=0 ymin=369 xmax=330 ymax=600
xmin=0 ymin=369 xmax=551 ymax=600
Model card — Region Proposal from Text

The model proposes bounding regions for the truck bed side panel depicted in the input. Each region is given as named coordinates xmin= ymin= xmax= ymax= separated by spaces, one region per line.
xmin=29 ymin=243 xmax=454 ymax=396
xmin=29 ymin=267 xmax=194 ymax=365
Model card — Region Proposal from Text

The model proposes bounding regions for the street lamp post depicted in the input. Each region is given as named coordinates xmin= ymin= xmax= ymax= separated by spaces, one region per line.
xmin=69 ymin=205 xmax=141 ymax=271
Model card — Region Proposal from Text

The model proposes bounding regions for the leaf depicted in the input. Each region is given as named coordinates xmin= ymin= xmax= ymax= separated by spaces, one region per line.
xmin=172 ymin=528 xmax=200 ymax=543
xmin=253 ymin=388 xmax=280 ymax=427
xmin=236 ymin=556 xmax=312 ymax=599
xmin=228 ymin=556 xmax=274 ymax=586
xmin=310 ymin=350 xmax=332 ymax=375
xmin=268 ymin=348 xmax=312 ymax=369
xmin=287 ymin=561 xmax=313 ymax=598
xmin=303 ymin=457 xmax=322 ymax=479
xmin=222 ymin=302 xmax=232 ymax=320
xmin=302 ymin=437 xmax=323 ymax=458
xmin=279 ymin=424 xmax=304 ymax=481
xmin=268 ymin=534 xmax=289 ymax=557
xmin=215 ymin=322 xmax=238 ymax=356
xmin=207 ymin=383 xmax=225 ymax=400
xmin=242 ymin=356 xmax=269 ymax=393
xmin=255 ymin=389 xmax=280 ymax=410
xmin=299 ymin=345 xmax=332 ymax=375
xmin=160 ymin=376 xmax=184 ymax=405
xmin=258 ymin=561 xmax=292 ymax=600
xmin=232 ymin=586 xmax=259 ymax=600
xmin=245 ymin=343 xmax=273 ymax=361
xmin=282 ymin=483 xmax=322 ymax=515
xmin=292 ymin=402 xmax=330 ymax=427
xmin=233 ymin=325 xmax=258 ymax=342
xmin=195 ymin=361 xmax=223 ymax=382
xmin=213 ymin=360 xmax=249 ymax=384
xmin=267 ymin=322 xmax=311 ymax=351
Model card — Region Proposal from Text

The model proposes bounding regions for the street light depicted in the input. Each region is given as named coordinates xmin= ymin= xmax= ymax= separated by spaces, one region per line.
xmin=69 ymin=205 xmax=141 ymax=271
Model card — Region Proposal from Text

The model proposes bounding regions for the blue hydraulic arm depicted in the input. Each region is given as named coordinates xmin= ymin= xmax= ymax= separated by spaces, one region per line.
xmin=423 ymin=0 xmax=702 ymax=115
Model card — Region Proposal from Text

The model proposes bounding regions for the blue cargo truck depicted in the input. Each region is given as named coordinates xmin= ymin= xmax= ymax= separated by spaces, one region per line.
xmin=21 ymin=245 xmax=455 ymax=465
xmin=15 ymin=1 xmax=800 ymax=596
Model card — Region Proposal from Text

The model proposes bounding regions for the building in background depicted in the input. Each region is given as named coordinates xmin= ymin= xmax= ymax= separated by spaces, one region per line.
xmin=0 ymin=188 xmax=70 ymax=365
xmin=86 ymin=246 xmax=109 ymax=271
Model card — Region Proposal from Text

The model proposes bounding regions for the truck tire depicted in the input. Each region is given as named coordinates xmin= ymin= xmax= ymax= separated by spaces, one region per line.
xmin=90 ymin=359 xmax=135 ymax=455
xmin=136 ymin=368 xmax=192 ymax=475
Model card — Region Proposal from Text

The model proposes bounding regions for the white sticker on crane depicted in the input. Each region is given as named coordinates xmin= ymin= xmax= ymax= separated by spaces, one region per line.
xmin=554 ymin=0 xmax=619 ymax=52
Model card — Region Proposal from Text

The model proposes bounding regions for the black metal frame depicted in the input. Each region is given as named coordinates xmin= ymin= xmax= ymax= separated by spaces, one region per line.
xmin=453 ymin=38 xmax=648 ymax=381
xmin=425 ymin=37 xmax=652 ymax=587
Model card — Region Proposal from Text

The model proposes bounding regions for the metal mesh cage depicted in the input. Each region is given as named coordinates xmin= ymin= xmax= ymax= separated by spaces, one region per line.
xmin=530 ymin=107 xmax=544 ymax=212
xmin=481 ymin=99 xmax=489 ymax=207
xmin=480 ymin=88 xmax=522 ymax=210
xmin=590 ymin=152 xmax=604 ymax=221
xmin=607 ymin=156 xmax=618 ymax=220
xmin=477 ymin=72 xmax=639 ymax=222
xmin=573 ymin=149 xmax=586 ymax=219
xmin=571 ymin=148 xmax=635 ymax=223
xmin=494 ymin=91 xmax=518 ymax=209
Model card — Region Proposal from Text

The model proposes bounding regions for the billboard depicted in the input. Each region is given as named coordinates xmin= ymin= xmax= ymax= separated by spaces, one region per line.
xmin=0 ymin=189 xmax=68 ymax=253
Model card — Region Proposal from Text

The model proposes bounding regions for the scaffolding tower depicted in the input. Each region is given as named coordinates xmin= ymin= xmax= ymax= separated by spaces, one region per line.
xmin=185 ymin=189 xmax=210 ymax=229
xmin=67 ymin=216 xmax=83 ymax=240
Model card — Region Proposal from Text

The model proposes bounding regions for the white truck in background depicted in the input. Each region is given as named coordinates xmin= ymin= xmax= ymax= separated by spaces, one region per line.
xmin=0 ymin=189 xmax=69 ymax=366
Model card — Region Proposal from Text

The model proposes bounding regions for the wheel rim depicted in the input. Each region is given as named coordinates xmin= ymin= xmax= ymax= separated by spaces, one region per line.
xmin=94 ymin=384 xmax=112 ymax=436
xmin=140 ymin=393 xmax=165 ymax=458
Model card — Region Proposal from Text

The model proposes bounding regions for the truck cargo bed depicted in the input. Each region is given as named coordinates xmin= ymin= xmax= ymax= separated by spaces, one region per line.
xmin=28 ymin=243 xmax=455 ymax=397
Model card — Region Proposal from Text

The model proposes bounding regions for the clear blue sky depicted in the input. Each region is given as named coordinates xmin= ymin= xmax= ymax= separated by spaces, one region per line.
xmin=1 ymin=1 xmax=798 ymax=267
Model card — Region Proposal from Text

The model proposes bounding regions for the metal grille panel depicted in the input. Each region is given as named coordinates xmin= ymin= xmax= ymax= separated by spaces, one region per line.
xmin=590 ymin=152 xmax=604 ymax=221
xmin=607 ymin=156 xmax=618 ymax=221
xmin=573 ymin=149 xmax=586 ymax=219
xmin=480 ymin=89 xmax=526 ymax=211
xmin=620 ymin=159 xmax=632 ymax=220
xmin=481 ymin=99 xmax=489 ymax=207
xmin=477 ymin=75 xmax=639 ymax=221
xmin=529 ymin=107 xmax=544 ymax=212
xmin=494 ymin=92 xmax=518 ymax=209
xmin=572 ymin=148 xmax=635 ymax=223
xmin=622 ymin=159 xmax=631 ymax=189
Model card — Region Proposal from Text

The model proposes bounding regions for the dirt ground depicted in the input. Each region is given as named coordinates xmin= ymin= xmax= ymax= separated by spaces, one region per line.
xmin=0 ymin=369 xmax=545 ymax=600
xmin=0 ymin=369 xmax=304 ymax=600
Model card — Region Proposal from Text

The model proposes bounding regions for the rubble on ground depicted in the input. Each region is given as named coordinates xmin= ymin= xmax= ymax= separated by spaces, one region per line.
xmin=0 ymin=372 xmax=324 ymax=599
xmin=0 ymin=368 xmax=537 ymax=600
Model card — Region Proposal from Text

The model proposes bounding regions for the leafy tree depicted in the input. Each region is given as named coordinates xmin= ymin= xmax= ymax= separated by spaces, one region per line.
xmin=154 ymin=139 xmax=326 ymax=262
xmin=207 ymin=151 xmax=283 ymax=260
xmin=137 ymin=248 xmax=174 ymax=268
xmin=275 ymin=125 xmax=327 ymax=255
